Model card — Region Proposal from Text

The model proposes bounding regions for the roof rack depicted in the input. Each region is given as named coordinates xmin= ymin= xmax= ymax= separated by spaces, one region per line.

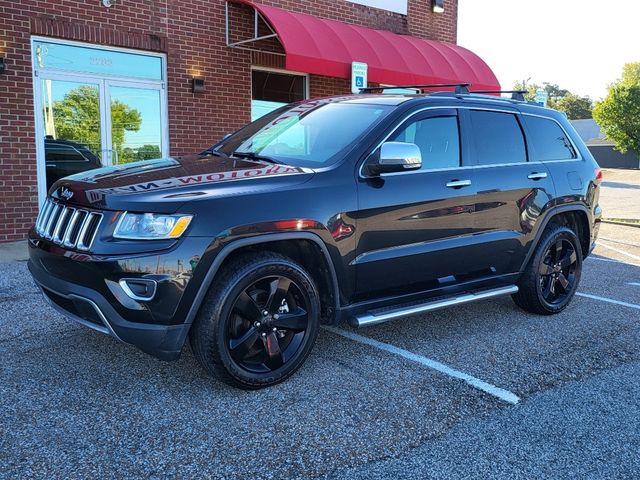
xmin=470 ymin=90 xmax=527 ymax=101
xmin=360 ymin=83 xmax=471 ymax=94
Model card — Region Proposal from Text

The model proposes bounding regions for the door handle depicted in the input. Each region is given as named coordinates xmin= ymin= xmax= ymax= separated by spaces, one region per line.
xmin=527 ymin=172 xmax=548 ymax=180
xmin=446 ymin=179 xmax=472 ymax=188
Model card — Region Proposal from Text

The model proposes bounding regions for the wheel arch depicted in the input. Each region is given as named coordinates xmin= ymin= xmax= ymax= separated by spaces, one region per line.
xmin=520 ymin=205 xmax=591 ymax=272
xmin=184 ymin=233 xmax=341 ymax=327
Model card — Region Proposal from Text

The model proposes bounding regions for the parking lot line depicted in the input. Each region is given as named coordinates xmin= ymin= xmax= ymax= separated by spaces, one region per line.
xmin=323 ymin=326 xmax=521 ymax=405
xmin=576 ymin=292 xmax=640 ymax=310
xmin=596 ymin=241 xmax=640 ymax=263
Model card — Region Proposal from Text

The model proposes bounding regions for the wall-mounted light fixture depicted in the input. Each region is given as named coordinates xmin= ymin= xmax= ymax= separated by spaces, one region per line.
xmin=192 ymin=77 xmax=205 ymax=93
xmin=432 ymin=0 xmax=444 ymax=13
xmin=0 ymin=57 xmax=6 ymax=74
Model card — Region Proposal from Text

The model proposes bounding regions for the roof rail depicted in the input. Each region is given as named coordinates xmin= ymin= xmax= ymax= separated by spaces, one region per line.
xmin=360 ymin=83 xmax=471 ymax=94
xmin=470 ymin=90 xmax=528 ymax=101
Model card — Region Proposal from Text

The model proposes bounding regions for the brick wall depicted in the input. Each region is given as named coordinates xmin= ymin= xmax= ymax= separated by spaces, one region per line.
xmin=0 ymin=0 xmax=457 ymax=242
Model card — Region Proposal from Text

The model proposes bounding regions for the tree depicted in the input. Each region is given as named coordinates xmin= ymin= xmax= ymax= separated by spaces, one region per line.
xmin=512 ymin=81 xmax=593 ymax=119
xmin=136 ymin=144 xmax=162 ymax=161
xmin=52 ymin=85 xmax=142 ymax=159
xmin=593 ymin=63 xmax=640 ymax=154
xmin=554 ymin=93 xmax=593 ymax=120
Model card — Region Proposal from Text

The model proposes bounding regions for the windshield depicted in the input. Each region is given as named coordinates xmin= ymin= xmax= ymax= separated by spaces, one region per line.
xmin=214 ymin=101 xmax=392 ymax=168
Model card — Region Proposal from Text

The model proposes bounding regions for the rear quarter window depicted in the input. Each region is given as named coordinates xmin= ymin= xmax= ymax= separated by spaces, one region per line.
xmin=523 ymin=116 xmax=577 ymax=161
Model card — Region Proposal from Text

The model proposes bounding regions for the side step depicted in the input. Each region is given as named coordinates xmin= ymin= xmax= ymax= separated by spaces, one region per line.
xmin=351 ymin=285 xmax=518 ymax=328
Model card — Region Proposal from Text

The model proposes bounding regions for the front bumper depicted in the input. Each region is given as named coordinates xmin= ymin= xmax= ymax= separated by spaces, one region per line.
xmin=29 ymin=258 xmax=190 ymax=360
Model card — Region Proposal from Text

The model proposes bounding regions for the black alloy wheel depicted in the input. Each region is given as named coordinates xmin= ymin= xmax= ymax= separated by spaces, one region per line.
xmin=512 ymin=224 xmax=583 ymax=315
xmin=190 ymin=252 xmax=320 ymax=389
xmin=227 ymin=275 xmax=311 ymax=373
xmin=538 ymin=238 xmax=578 ymax=305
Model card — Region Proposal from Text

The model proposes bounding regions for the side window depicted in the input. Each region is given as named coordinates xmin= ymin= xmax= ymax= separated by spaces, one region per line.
xmin=469 ymin=110 xmax=527 ymax=165
xmin=524 ymin=116 xmax=577 ymax=161
xmin=390 ymin=115 xmax=460 ymax=170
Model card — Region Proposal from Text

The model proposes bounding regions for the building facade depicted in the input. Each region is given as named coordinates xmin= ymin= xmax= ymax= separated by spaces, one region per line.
xmin=0 ymin=0 xmax=496 ymax=242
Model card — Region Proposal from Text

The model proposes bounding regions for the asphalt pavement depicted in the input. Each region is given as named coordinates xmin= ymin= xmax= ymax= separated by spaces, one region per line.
xmin=1 ymin=226 xmax=639 ymax=479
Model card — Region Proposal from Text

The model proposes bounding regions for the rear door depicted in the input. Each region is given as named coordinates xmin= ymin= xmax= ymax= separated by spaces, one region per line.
xmin=463 ymin=108 xmax=555 ymax=276
xmin=354 ymin=108 xmax=479 ymax=301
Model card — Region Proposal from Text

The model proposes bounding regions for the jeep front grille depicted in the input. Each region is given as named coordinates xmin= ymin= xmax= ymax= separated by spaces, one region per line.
xmin=35 ymin=199 xmax=103 ymax=251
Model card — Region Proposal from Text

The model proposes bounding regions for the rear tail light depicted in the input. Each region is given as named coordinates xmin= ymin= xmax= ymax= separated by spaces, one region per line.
xmin=594 ymin=167 xmax=603 ymax=186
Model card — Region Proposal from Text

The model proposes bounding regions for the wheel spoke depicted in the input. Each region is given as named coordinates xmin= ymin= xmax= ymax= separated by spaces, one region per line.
xmin=557 ymin=273 xmax=570 ymax=290
xmin=266 ymin=277 xmax=292 ymax=313
xmin=271 ymin=307 xmax=308 ymax=332
xmin=229 ymin=327 xmax=260 ymax=361
xmin=559 ymin=249 xmax=577 ymax=268
xmin=542 ymin=278 xmax=553 ymax=298
xmin=539 ymin=262 xmax=553 ymax=276
xmin=554 ymin=240 xmax=563 ymax=263
xmin=234 ymin=291 xmax=263 ymax=323
xmin=263 ymin=332 xmax=284 ymax=369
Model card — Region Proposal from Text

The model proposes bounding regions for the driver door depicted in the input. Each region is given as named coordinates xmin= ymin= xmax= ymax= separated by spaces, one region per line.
xmin=354 ymin=109 xmax=480 ymax=301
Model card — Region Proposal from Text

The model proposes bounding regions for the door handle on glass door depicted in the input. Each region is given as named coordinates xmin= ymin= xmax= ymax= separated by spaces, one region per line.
xmin=445 ymin=179 xmax=472 ymax=188
xmin=527 ymin=172 xmax=548 ymax=180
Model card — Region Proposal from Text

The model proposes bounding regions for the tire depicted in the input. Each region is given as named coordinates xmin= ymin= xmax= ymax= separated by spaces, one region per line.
xmin=190 ymin=251 xmax=320 ymax=389
xmin=512 ymin=224 xmax=583 ymax=315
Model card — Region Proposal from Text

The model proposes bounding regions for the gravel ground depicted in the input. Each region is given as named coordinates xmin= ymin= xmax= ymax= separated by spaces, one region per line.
xmin=1 ymin=222 xmax=639 ymax=479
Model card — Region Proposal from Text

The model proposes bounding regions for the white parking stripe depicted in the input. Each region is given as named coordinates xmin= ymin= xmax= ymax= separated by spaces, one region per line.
xmin=596 ymin=241 xmax=640 ymax=263
xmin=576 ymin=292 xmax=640 ymax=310
xmin=323 ymin=326 xmax=520 ymax=405
xmin=628 ymin=282 xmax=640 ymax=287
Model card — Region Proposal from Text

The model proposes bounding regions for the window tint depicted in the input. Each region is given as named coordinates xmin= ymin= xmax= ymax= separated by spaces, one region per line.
xmin=469 ymin=110 xmax=527 ymax=165
xmin=391 ymin=116 xmax=460 ymax=169
xmin=45 ymin=143 xmax=88 ymax=162
xmin=524 ymin=116 xmax=577 ymax=161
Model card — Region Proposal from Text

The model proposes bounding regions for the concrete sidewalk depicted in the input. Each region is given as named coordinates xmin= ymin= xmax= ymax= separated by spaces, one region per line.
xmin=600 ymin=169 xmax=640 ymax=222
xmin=0 ymin=241 xmax=28 ymax=262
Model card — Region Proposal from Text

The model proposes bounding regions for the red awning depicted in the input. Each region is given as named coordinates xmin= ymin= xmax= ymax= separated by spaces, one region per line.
xmin=229 ymin=0 xmax=500 ymax=91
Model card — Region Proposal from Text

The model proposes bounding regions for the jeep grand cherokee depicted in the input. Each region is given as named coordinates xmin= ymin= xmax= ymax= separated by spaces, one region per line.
xmin=28 ymin=88 xmax=602 ymax=388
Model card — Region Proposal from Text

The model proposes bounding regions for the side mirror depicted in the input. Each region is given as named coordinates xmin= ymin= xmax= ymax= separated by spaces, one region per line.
xmin=365 ymin=142 xmax=422 ymax=176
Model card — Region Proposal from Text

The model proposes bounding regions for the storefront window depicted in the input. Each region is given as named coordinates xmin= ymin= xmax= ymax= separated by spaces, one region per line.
xmin=251 ymin=70 xmax=306 ymax=121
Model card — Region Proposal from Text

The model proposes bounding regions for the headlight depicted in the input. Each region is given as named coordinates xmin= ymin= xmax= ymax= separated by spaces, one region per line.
xmin=114 ymin=212 xmax=193 ymax=240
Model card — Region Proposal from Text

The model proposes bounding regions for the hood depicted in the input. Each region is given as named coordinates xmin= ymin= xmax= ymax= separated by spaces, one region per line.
xmin=49 ymin=155 xmax=314 ymax=213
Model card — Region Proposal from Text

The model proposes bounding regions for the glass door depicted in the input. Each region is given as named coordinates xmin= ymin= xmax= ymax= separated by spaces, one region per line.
xmin=39 ymin=77 xmax=106 ymax=191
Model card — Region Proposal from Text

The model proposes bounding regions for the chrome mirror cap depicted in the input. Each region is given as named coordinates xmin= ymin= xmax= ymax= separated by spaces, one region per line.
xmin=366 ymin=142 xmax=422 ymax=176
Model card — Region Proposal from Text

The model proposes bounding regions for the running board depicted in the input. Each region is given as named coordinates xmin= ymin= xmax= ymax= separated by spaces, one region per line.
xmin=351 ymin=285 xmax=519 ymax=328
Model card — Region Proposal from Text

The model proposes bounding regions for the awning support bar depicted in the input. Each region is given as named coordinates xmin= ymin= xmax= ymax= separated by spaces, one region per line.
xmin=225 ymin=1 xmax=281 ymax=54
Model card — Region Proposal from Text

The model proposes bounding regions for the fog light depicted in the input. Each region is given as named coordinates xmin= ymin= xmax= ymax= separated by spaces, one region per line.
xmin=119 ymin=278 xmax=157 ymax=301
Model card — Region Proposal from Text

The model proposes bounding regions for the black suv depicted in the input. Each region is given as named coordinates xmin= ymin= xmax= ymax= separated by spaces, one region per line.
xmin=28 ymin=89 xmax=602 ymax=389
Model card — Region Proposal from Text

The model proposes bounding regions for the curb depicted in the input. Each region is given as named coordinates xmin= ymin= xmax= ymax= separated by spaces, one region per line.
xmin=601 ymin=219 xmax=640 ymax=229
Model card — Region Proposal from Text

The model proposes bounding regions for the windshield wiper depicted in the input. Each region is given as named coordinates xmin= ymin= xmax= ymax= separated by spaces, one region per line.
xmin=200 ymin=147 xmax=228 ymax=157
xmin=232 ymin=151 xmax=280 ymax=164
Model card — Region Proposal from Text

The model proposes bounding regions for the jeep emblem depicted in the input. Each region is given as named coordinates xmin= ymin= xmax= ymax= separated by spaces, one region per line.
xmin=59 ymin=188 xmax=74 ymax=200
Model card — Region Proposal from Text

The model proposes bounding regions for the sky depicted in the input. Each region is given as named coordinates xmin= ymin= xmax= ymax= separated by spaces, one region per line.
xmin=457 ymin=0 xmax=640 ymax=100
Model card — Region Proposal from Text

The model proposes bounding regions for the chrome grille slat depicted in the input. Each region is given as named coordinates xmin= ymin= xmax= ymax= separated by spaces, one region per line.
xmin=37 ymin=200 xmax=54 ymax=235
xmin=35 ymin=199 xmax=102 ymax=251
xmin=77 ymin=212 xmax=103 ymax=251
xmin=44 ymin=204 xmax=63 ymax=239
xmin=62 ymin=210 xmax=83 ymax=248
xmin=52 ymin=207 xmax=74 ymax=244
